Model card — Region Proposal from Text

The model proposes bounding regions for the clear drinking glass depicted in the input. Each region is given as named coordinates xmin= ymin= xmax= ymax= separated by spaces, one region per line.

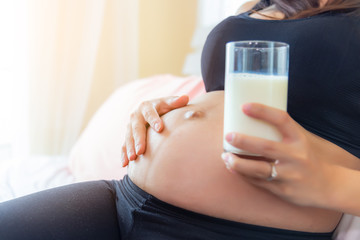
xmin=223 ymin=41 xmax=289 ymax=157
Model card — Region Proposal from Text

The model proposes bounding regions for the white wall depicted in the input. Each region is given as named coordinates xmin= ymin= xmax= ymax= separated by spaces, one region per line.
xmin=183 ymin=0 xmax=251 ymax=75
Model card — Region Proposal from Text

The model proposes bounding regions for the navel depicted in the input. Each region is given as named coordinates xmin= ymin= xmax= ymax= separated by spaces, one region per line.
xmin=184 ymin=110 xmax=205 ymax=120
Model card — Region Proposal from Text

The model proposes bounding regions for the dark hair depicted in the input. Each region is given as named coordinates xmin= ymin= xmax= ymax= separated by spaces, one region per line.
xmin=253 ymin=0 xmax=360 ymax=19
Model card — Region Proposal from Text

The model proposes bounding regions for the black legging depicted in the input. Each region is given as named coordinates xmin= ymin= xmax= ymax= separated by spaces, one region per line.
xmin=0 ymin=181 xmax=121 ymax=240
xmin=0 ymin=176 xmax=334 ymax=240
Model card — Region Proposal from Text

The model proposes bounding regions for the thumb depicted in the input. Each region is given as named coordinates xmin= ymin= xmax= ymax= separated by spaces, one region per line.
xmin=168 ymin=95 xmax=189 ymax=106
xmin=158 ymin=95 xmax=189 ymax=115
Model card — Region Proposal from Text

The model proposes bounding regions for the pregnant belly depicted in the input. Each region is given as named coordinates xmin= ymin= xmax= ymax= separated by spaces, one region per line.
xmin=128 ymin=93 xmax=341 ymax=232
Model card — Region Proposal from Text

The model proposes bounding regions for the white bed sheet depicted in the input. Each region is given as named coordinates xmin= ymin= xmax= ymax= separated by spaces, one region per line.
xmin=0 ymin=156 xmax=75 ymax=203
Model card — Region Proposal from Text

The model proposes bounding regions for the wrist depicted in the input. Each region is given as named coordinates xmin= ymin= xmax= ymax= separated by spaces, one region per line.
xmin=325 ymin=166 xmax=344 ymax=211
xmin=326 ymin=165 xmax=358 ymax=215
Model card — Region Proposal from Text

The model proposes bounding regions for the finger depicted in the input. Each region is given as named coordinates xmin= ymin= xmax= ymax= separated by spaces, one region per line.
xmin=221 ymin=153 xmax=286 ymax=197
xmin=139 ymin=101 xmax=163 ymax=132
xmin=221 ymin=152 xmax=274 ymax=180
xmin=125 ymin=123 xmax=137 ymax=161
xmin=157 ymin=95 xmax=189 ymax=115
xmin=242 ymin=103 xmax=299 ymax=140
xmin=121 ymin=145 xmax=130 ymax=167
xmin=142 ymin=95 xmax=189 ymax=132
xmin=131 ymin=118 xmax=147 ymax=155
xmin=224 ymin=133 xmax=286 ymax=161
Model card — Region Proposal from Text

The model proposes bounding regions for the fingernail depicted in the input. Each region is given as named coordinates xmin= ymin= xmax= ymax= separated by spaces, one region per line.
xmin=120 ymin=152 xmax=125 ymax=166
xmin=128 ymin=150 xmax=135 ymax=160
xmin=169 ymin=96 xmax=180 ymax=104
xmin=135 ymin=144 xmax=141 ymax=154
xmin=242 ymin=103 xmax=252 ymax=112
xmin=154 ymin=122 xmax=161 ymax=132
xmin=221 ymin=153 xmax=233 ymax=170
xmin=225 ymin=133 xmax=235 ymax=143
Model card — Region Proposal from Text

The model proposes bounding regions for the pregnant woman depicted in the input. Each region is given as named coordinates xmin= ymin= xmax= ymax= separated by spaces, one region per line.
xmin=0 ymin=91 xmax=349 ymax=240
xmin=1 ymin=0 xmax=360 ymax=239
xmin=125 ymin=91 xmax=350 ymax=237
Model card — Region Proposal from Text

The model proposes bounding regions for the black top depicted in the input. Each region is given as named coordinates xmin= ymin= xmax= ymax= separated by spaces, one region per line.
xmin=201 ymin=12 xmax=360 ymax=158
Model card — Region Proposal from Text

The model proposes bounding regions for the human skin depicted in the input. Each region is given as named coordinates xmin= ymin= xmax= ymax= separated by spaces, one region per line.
xmin=128 ymin=91 xmax=342 ymax=233
xmin=222 ymin=102 xmax=360 ymax=216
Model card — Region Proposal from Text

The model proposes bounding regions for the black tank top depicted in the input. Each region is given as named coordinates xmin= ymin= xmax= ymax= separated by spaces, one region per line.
xmin=201 ymin=12 xmax=360 ymax=158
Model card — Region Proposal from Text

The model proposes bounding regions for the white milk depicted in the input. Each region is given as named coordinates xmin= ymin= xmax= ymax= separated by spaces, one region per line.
xmin=223 ymin=73 xmax=288 ymax=155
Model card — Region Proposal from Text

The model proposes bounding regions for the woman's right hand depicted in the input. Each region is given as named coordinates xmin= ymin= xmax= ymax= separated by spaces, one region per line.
xmin=121 ymin=95 xmax=189 ymax=167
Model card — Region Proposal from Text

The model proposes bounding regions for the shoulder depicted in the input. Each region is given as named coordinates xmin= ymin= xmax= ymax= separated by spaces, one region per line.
xmin=235 ymin=0 xmax=259 ymax=15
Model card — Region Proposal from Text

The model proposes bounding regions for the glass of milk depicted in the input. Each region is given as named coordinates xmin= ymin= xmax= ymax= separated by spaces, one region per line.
xmin=223 ymin=41 xmax=289 ymax=157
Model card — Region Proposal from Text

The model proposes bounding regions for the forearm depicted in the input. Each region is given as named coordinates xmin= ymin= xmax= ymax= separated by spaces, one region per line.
xmin=313 ymin=132 xmax=360 ymax=170
xmin=329 ymin=149 xmax=360 ymax=171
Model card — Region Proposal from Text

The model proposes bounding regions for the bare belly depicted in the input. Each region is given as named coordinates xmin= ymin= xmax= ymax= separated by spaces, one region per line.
xmin=128 ymin=91 xmax=341 ymax=232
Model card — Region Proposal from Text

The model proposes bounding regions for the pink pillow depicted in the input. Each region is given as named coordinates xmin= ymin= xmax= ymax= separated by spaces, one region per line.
xmin=69 ymin=74 xmax=205 ymax=181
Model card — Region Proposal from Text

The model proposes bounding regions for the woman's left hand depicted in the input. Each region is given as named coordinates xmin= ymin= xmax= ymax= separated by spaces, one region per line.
xmin=221 ymin=103 xmax=354 ymax=208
